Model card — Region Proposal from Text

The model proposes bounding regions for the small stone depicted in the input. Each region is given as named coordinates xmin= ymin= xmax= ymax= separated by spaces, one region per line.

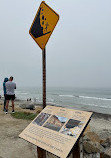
xmin=101 ymin=137 xmax=111 ymax=148
xmin=83 ymin=141 xmax=101 ymax=153
xmin=104 ymin=148 xmax=111 ymax=158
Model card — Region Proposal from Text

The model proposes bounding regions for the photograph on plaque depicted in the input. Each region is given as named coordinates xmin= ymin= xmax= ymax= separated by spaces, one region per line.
xmin=43 ymin=115 xmax=68 ymax=131
xmin=61 ymin=119 xmax=84 ymax=137
xmin=33 ymin=112 xmax=51 ymax=126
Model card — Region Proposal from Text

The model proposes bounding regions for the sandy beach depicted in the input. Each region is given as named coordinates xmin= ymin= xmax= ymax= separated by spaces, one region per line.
xmin=0 ymin=99 xmax=111 ymax=158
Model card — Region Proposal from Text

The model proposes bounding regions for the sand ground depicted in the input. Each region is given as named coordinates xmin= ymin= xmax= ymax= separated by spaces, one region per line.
xmin=0 ymin=100 xmax=111 ymax=158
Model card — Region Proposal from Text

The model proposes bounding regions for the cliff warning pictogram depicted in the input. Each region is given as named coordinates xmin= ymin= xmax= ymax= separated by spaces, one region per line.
xmin=29 ymin=1 xmax=59 ymax=50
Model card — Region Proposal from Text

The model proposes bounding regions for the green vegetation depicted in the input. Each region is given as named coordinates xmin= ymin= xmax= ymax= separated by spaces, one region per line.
xmin=11 ymin=111 xmax=37 ymax=120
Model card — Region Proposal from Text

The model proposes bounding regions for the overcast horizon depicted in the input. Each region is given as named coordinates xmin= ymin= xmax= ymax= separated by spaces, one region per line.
xmin=0 ymin=0 xmax=111 ymax=89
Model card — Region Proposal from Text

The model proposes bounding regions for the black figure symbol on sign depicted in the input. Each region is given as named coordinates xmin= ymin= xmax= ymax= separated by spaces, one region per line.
xmin=30 ymin=7 xmax=51 ymax=38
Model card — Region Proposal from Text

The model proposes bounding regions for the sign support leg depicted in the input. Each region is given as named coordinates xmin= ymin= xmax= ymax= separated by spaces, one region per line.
xmin=42 ymin=47 xmax=46 ymax=109
xmin=72 ymin=142 xmax=80 ymax=158
xmin=72 ymin=137 xmax=83 ymax=158
xmin=37 ymin=48 xmax=46 ymax=158
xmin=37 ymin=147 xmax=46 ymax=158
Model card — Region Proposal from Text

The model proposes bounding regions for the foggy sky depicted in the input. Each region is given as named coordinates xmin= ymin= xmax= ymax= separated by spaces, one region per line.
xmin=0 ymin=0 xmax=111 ymax=88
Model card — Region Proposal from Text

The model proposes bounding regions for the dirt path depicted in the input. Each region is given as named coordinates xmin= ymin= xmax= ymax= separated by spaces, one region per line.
xmin=0 ymin=105 xmax=37 ymax=158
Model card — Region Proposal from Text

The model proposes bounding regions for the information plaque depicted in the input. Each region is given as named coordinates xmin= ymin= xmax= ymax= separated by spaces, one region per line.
xmin=19 ymin=105 xmax=92 ymax=158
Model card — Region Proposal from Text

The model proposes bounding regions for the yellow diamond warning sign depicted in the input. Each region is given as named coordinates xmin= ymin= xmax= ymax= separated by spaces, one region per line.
xmin=29 ymin=1 xmax=59 ymax=50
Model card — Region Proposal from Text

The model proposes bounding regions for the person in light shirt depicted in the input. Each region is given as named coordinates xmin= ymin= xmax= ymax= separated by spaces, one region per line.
xmin=5 ymin=76 xmax=16 ymax=114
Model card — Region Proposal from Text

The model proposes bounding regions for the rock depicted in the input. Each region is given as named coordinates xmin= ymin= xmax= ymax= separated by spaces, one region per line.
xmin=84 ymin=131 xmax=100 ymax=143
xmin=20 ymin=103 xmax=35 ymax=110
xmin=100 ymin=148 xmax=111 ymax=158
xmin=84 ymin=153 xmax=100 ymax=158
xmin=83 ymin=125 xmax=91 ymax=136
xmin=104 ymin=148 xmax=111 ymax=158
xmin=26 ymin=104 xmax=35 ymax=110
xmin=83 ymin=141 xmax=102 ymax=153
xmin=83 ymin=135 xmax=91 ymax=142
xmin=83 ymin=131 xmax=105 ymax=154
xmin=100 ymin=137 xmax=111 ymax=148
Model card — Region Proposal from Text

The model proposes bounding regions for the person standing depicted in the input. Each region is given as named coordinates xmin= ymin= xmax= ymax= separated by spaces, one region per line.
xmin=3 ymin=77 xmax=8 ymax=111
xmin=5 ymin=76 xmax=16 ymax=114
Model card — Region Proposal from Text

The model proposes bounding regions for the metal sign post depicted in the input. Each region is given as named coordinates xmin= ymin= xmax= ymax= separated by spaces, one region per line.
xmin=42 ymin=47 xmax=46 ymax=108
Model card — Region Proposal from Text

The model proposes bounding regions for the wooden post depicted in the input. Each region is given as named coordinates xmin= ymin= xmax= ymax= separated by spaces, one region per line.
xmin=72 ymin=142 xmax=80 ymax=158
xmin=72 ymin=137 xmax=83 ymax=158
xmin=37 ymin=147 xmax=46 ymax=158
xmin=100 ymin=153 xmax=103 ymax=158
xmin=42 ymin=47 xmax=46 ymax=109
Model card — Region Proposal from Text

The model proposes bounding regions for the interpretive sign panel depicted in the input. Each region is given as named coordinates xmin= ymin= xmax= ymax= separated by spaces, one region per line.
xmin=19 ymin=106 xmax=92 ymax=158
xmin=29 ymin=1 xmax=59 ymax=50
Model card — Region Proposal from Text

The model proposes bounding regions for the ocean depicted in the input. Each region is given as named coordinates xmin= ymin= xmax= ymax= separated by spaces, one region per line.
xmin=15 ymin=87 xmax=111 ymax=115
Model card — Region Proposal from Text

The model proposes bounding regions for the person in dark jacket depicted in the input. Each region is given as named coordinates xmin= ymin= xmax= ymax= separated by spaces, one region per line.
xmin=3 ymin=77 xmax=8 ymax=111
